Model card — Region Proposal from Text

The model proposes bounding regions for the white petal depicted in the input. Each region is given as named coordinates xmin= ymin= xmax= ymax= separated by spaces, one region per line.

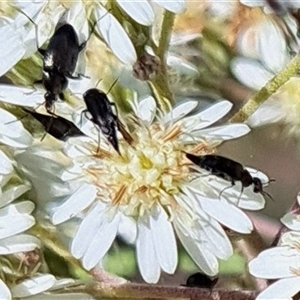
xmin=0 ymin=185 xmax=31 ymax=208
xmin=118 ymin=215 xmax=137 ymax=244
xmin=94 ymin=5 xmax=137 ymax=64
xmin=0 ymin=109 xmax=33 ymax=148
xmin=152 ymin=0 xmax=187 ymax=14
xmin=198 ymin=196 xmax=253 ymax=233
xmin=240 ymin=0 xmax=265 ymax=7
xmin=170 ymin=32 xmax=200 ymax=46
xmin=236 ymin=25 xmax=260 ymax=60
xmin=256 ymin=277 xmax=300 ymax=300
xmin=52 ymin=183 xmax=97 ymax=225
xmin=23 ymin=293 xmax=96 ymax=300
xmin=71 ymin=202 xmax=105 ymax=259
xmin=11 ymin=1 xmax=46 ymax=19
xmin=175 ymin=222 xmax=218 ymax=275
xmin=135 ymin=95 xmax=157 ymax=124
xmin=231 ymin=57 xmax=273 ymax=90
xmin=0 ymin=85 xmax=44 ymax=107
xmin=0 ymin=201 xmax=34 ymax=217
xmin=249 ymin=246 xmax=300 ymax=278
xmin=281 ymin=213 xmax=300 ymax=231
xmin=166 ymin=54 xmax=199 ymax=77
xmin=20 ymin=3 xmax=66 ymax=58
xmin=117 ymin=0 xmax=154 ymax=25
xmin=247 ymin=97 xmax=285 ymax=127
xmin=150 ymin=205 xmax=177 ymax=274
xmin=181 ymin=100 xmax=232 ymax=131
xmin=11 ymin=274 xmax=56 ymax=298
xmin=163 ymin=100 xmax=198 ymax=125
xmin=0 ymin=20 xmax=25 ymax=77
xmin=0 ymin=234 xmax=41 ymax=254
xmin=0 ymin=215 xmax=35 ymax=239
xmin=189 ymin=124 xmax=250 ymax=142
xmin=63 ymin=2 xmax=89 ymax=43
xmin=258 ymin=20 xmax=287 ymax=73
xmin=0 ymin=279 xmax=11 ymax=300
xmin=280 ymin=231 xmax=300 ymax=247
xmin=207 ymin=0 xmax=237 ymax=18
xmin=197 ymin=216 xmax=233 ymax=260
xmin=0 ymin=151 xmax=13 ymax=175
xmin=136 ymin=215 xmax=160 ymax=283
xmin=0 ymin=133 xmax=33 ymax=149
xmin=49 ymin=278 xmax=75 ymax=291
xmin=205 ymin=177 xmax=266 ymax=210
xmin=82 ymin=213 xmax=119 ymax=270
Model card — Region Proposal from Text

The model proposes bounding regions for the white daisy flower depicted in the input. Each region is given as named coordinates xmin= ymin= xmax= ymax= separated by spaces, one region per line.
xmin=249 ymin=193 xmax=300 ymax=300
xmin=249 ymin=218 xmax=300 ymax=299
xmin=0 ymin=109 xmax=43 ymax=299
xmin=230 ymin=16 xmax=290 ymax=127
xmin=17 ymin=95 xmax=267 ymax=283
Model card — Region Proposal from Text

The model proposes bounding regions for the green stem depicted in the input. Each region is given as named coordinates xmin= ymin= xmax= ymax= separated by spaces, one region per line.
xmin=157 ymin=11 xmax=175 ymax=63
xmin=229 ymin=53 xmax=300 ymax=123
xmin=151 ymin=10 xmax=176 ymax=112
xmin=30 ymin=224 xmax=86 ymax=274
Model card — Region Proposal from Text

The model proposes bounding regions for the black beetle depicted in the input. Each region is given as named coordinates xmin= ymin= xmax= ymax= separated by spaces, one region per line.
xmin=183 ymin=272 xmax=219 ymax=289
xmin=24 ymin=108 xmax=84 ymax=141
xmin=38 ymin=23 xmax=86 ymax=114
xmin=82 ymin=88 xmax=133 ymax=153
xmin=186 ymin=153 xmax=273 ymax=199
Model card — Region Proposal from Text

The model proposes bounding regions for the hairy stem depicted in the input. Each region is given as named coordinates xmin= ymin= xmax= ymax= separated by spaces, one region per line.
xmin=151 ymin=10 xmax=175 ymax=112
xmin=157 ymin=10 xmax=175 ymax=62
xmin=229 ymin=53 xmax=300 ymax=123
xmin=66 ymin=282 xmax=256 ymax=300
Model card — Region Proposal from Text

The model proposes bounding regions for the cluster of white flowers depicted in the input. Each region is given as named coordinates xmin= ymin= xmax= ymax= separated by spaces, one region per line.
xmin=249 ymin=194 xmax=300 ymax=299
xmin=0 ymin=0 xmax=292 ymax=299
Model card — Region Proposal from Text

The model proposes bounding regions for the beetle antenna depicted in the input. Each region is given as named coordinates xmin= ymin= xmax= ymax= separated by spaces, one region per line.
xmin=106 ymin=78 xmax=119 ymax=95
xmin=13 ymin=7 xmax=40 ymax=51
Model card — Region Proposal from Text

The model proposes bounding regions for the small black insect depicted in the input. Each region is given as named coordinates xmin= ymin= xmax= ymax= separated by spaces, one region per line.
xmin=38 ymin=23 xmax=86 ymax=114
xmin=186 ymin=153 xmax=273 ymax=199
xmin=83 ymin=88 xmax=133 ymax=153
xmin=24 ymin=109 xmax=84 ymax=141
xmin=183 ymin=272 xmax=218 ymax=289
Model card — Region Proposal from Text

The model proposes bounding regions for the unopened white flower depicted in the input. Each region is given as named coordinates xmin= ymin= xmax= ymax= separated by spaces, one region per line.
xmin=18 ymin=95 xmax=268 ymax=283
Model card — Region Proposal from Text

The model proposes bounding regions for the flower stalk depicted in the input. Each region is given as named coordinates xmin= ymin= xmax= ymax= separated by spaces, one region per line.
xmin=229 ymin=53 xmax=300 ymax=123
xmin=66 ymin=282 xmax=257 ymax=300
xmin=151 ymin=10 xmax=176 ymax=112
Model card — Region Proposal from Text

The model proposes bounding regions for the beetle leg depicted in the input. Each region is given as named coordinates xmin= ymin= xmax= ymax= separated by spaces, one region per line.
xmin=34 ymin=79 xmax=43 ymax=85
xmin=59 ymin=93 xmax=65 ymax=101
xmin=78 ymin=41 xmax=87 ymax=51
xmin=38 ymin=48 xmax=46 ymax=56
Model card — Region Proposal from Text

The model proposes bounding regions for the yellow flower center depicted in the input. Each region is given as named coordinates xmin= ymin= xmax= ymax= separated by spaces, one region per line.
xmin=86 ymin=121 xmax=194 ymax=217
